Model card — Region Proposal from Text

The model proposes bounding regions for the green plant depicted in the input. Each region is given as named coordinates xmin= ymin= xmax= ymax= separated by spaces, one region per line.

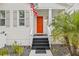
xmin=12 ymin=42 xmax=24 ymax=56
xmin=51 ymin=11 xmax=79 ymax=56
xmin=51 ymin=12 xmax=73 ymax=55
xmin=69 ymin=11 xmax=79 ymax=55
xmin=0 ymin=48 xmax=8 ymax=56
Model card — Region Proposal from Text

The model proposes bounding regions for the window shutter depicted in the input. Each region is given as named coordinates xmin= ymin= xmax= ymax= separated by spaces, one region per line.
xmin=5 ymin=10 xmax=10 ymax=27
xmin=25 ymin=11 xmax=30 ymax=27
xmin=13 ymin=10 xmax=17 ymax=27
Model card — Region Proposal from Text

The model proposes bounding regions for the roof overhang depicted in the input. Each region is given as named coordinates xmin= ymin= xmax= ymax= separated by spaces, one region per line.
xmin=36 ymin=3 xmax=67 ymax=9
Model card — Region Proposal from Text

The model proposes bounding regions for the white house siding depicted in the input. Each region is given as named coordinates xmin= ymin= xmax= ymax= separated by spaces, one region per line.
xmin=0 ymin=3 xmax=32 ymax=46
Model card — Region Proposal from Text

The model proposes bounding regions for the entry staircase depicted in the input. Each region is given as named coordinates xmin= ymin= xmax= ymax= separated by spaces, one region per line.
xmin=32 ymin=37 xmax=50 ymax=50
xmin=30 ymin=34 xmax=52 ymax=55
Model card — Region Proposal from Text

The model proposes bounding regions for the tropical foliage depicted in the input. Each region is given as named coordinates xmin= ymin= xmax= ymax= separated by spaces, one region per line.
xmin=51 ymin=11 xmax=79 ymax=55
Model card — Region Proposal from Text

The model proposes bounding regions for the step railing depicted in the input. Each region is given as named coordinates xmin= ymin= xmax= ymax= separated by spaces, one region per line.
xmin=47 ymin=26 xmax=52 ymax=48
xmin=0 ymin=31 xmax=6 ymax=48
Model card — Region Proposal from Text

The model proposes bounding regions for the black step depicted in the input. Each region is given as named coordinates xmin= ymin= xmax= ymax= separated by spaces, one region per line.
xmin=33 ymin=38 xmax=49 ymax=43
xmin=33 ymin=38 xmax=48 ymax=40
xmin=32 ymin=37 xmax=50 ymax=50
xmin=32 ymin=43 xmax=49 ymax=46
xmin=33 ymin=40 xmax=49 ymax=43
xmin=32 ymin=46 xmax=50 ymax=49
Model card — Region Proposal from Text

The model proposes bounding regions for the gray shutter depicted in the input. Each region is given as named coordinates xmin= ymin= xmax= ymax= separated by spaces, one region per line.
xmin=25 ymin=11 xmax=30 ymax=27
xmin=13 ymin=10 xmax=17 ymax=27
xmin=5 ymin=10 xmax=10 ymax=27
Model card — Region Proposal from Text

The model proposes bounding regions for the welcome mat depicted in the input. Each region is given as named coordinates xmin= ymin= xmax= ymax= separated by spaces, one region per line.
xmin=35 ymin=49 xmax=46 ymax=54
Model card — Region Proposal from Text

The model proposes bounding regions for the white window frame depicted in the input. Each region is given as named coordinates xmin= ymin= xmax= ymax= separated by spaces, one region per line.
xmin=18 ymin=10 xmax=25 ymax=26
xmin=16 ymin=10 xmax=30 ymax=27
xmin=0 ymin=10 xmax=6 ymax=26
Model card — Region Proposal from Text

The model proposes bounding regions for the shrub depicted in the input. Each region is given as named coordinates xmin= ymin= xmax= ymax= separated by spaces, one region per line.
xmin=12 ymin=42 xmax=24 ymax=56
xmin=0 ymin=48 xmax=8 ymax=56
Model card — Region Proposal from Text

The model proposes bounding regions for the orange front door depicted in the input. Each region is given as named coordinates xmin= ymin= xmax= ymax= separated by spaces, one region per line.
xmin=37 ymin=16 xmax=43 ymax=33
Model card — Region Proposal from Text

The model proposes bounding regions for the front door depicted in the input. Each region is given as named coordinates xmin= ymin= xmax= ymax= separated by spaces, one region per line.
xmin=37 ymin=16 xmax=43 ymax=33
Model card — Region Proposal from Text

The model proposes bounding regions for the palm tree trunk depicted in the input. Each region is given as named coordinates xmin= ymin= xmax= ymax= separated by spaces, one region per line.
xmin=64 ymin=36 xmax=73 ymax=56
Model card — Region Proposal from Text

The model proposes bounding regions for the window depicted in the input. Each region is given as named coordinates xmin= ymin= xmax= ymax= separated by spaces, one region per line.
xmin=0 ymin=10 xmax=5 ymax=26
xmin=19 ymin=19 xmax=24 ymax=26
xmin=19 ymin=10 xmax=25 ymax=26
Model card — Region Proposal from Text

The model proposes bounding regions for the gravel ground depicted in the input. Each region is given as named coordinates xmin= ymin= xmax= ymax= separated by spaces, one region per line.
xmin=51 ymin=44 xmax=71 ymax=56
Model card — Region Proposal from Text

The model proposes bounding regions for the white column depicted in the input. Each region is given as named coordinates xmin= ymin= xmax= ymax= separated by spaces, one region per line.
xmin=48 ymin=8 xmax=52 ymax=48
xmin=48 ymin=8 xmax=52 ymax=26
xmin=29 ymin=10 xmax=34 ymax=46
xmin=30 ymin=10 xmax=34 ymax=35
